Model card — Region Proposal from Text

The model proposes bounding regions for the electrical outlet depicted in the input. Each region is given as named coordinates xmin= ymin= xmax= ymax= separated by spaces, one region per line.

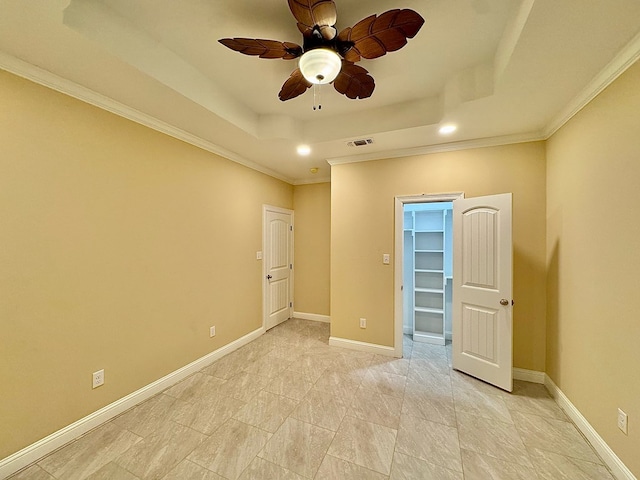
xmin=618 ymin=408 xmax=628 ymax=435
xmin=92 ymin=369 xmax=104 ymax=389
xmin=359 ymin=318 xmax=366 ymax=328
xmin=210 ymin=326 xmax=216 ymax=337
xmin=383 ymin=253 xmax=390 ymax=264
xmin=256 ymin=251 xmax=262 ymax=260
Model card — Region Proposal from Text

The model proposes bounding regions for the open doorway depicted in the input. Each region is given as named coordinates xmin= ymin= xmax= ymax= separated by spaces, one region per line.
xmin=393 ymin=193 xmax=463 ymax=356
xmin=403 ymin=201 xmax=453 ymax=345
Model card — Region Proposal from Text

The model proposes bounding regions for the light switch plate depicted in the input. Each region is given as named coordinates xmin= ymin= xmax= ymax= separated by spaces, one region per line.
xmin=383 ymin=254 xmax=390 ymax=264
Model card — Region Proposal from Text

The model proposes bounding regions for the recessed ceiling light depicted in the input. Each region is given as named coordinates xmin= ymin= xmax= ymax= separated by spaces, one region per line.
xmin=297 ymin=144 xmax=311 ymax=156
xmin=439 ymin=124 xmax=457 ymax=135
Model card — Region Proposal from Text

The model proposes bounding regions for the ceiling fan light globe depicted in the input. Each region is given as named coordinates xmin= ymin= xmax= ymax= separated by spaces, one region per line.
xmin=299 ymin=48 xmax=341 ymax=85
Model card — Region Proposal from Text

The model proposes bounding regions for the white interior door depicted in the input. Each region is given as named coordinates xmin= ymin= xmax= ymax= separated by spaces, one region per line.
xmin=452 ymin=193 xmax=513 ymax=392
xmin=263 ymin=206 xmax=293 ymax=330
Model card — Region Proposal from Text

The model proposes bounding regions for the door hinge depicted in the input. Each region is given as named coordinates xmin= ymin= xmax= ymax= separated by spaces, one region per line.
xmin=290 ymin=264 xmax=292 ymax=269
xmin=289 ymin=302 xmax=293 ymax=308
xmin=290 ymin=225 xmax=293 ymax=231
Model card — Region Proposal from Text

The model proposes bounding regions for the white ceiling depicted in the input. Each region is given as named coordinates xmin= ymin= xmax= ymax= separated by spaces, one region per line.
xmin=1 ymin=0 xmax=639 ymax=184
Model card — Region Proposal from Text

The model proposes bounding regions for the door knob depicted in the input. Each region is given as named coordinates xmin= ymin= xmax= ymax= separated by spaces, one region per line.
xmin=500 ymin=299 xmax=509 ymax=306
xmin=266 ymin=275 xmax=273 ymax=280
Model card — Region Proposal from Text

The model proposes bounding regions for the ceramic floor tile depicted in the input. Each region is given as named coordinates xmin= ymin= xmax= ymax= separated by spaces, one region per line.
xmin=289 ymin=387 xmax=349 ymax=431
xmin=84 ymin=462 xmax=140 ymax=479
xmin=503 ymin=382 xmax=568 ymax=421
xmin=389 ymin=451 xmax=463 ymax=480
xmin=161 ymin=459 xmax=225 ymax=479
xmin=512 ymin=411 xmax=602 ymax=463
xmin=216 ymin=371 xmax=271 ymax=402
xmin=112 ymin=393 xmax=177 ymax=437
xmin=314 ymin=370 xmax=362 ymax=403
xmin=405 ymin=369 xmax=452 ymax=396
xmin=330 ymin=352 xmax=373 ymax=373
xmin=268 ymin=344 xmax=305 ymax=362
xmin=188 ymin=418 xmax=271 ymax=480
xmin=359 ymin=369 xmax=407 ymax=398
xmin=409 ymin=357 xmax=451 ymax=376
xmin=171 ymin=392 xmax=246 ymax=435
xmin=528 ymin=447 xmax=615 ymax=480
xmin=326 ymin=415 xmax=397 ymax=476
xmin=37 ymin=422 xmax=142 ymax=480
xmin=237 ymin=457 xmax=304 ymax=480
xmin=163 ymin=372 xmax=227 ymax=403
xmin=263 ymin=369 xmax=314 ymax=401
xmin=453 ymin=387 xmax=514 ymax=423
xmin=410 ymin=343 xmax=448 ymax=361
xmin=402 ymin=389 xmax=457 ymax=427
xmin=233 ymin=390 xmax=298 ymax=433
xmin=369 ymin=354 xmax=411 ymax=376
xmin=286 ymin=355 xmax=330 ymax=382
xmin=314 ymin=454 xmax=388 ymax=480
xmin=258 ymin=417 xmax=334 ymax=478
xmin=243 ymin=355 xmax=291 ymax=379
xmin=460 ymin=449 xmax=539 ymax=480
xmin=114 ymin=421 xmax=206 ymax=480
xmin=456 ymin=412 xmax=533 ymax=468
xmin=449 ymin=370 xmax=506 ymax=397
xmin=347 ymin=386 xmax=403 ymax=429
xmin=201 ymin=352 xmax=253 ymax=380
xmin=8 ymin=465 xmax=56 ymax=480
xmin=396 ymin=414 xmax=463 ymax=472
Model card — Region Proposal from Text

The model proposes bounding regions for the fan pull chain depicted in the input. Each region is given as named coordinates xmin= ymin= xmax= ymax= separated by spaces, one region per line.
xmin=312 ymin=84 xmax=323 ymax=111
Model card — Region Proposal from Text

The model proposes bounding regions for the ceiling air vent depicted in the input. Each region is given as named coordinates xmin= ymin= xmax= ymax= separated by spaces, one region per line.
xmin=347 ymin=138 xmax=374 ymax=147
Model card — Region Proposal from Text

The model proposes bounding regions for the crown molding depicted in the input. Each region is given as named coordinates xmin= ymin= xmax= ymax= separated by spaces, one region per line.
xmin=0 ymin=51 xmax=294 ymax=185
xmin=543 ymin=31 xmax=640 ymax=138
xmin=326 ymin=131 xmax=545 ymax=166
xmin=291 ymin=176 xmax=331 ymax=186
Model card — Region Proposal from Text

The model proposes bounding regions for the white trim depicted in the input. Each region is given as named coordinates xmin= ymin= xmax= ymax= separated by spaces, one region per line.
xmin=512 ymin=368 xmax=545 ymax=384
xmin=0 ymin=52 xmax=293 ymax=185
xmin=293 ymin=312 xmax=330 ymax=323
xmin=545 ymin=375 xmax=637 ymax=480
xmin=544 ymin=31 xmax=640 ymax=139
xmin=327 ymin=132 xmax=544 ymax=166
xmin=329 ymin=336 xmax=397 ymax=357
xmin=0 ymin=327 xmax=264 ymax=479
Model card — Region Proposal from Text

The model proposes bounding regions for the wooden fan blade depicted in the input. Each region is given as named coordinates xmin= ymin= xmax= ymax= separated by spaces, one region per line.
xmin=337 ymin=9 xmax=424 ymax=62
xmin=288 ymin=0 xmax=337 ymax=31
xmin=219 ymin=38 xmax=302 ymax=59
xmin=333 ymin=61 xmax=375 ymax=99
xmin=279 ymin=68 xmax=313 ymax=101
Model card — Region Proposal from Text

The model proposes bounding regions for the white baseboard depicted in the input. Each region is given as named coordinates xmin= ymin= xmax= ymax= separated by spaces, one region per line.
xmin=513 ymin=368 xmax=545 ymax=384
xmin=329 ymin=336 xmax=397 ymax=357
xmin=403 ymin=326 xmax=412 ymax=335
xmin=545 ymin=375 xmax=636 ymax=480
xmin=293 ymin=312 xmax=330 ymax=323
xmin=0 ymin=326 xmax=265 ymax=479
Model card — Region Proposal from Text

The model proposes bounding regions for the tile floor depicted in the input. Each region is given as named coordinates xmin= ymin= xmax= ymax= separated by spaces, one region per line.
xmin=10 ymin=319 xmax=615 ymax=480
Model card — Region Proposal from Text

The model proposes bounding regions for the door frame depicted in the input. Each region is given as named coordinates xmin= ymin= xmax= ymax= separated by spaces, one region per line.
xmin=262 ymin=204 xmax=294 ymax=331
xmin=394 ymin=192 xmax=464 ymax=357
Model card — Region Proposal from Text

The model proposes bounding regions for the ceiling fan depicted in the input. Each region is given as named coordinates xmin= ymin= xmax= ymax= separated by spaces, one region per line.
xmin=219 ymin=0 xmax=425 ymax=102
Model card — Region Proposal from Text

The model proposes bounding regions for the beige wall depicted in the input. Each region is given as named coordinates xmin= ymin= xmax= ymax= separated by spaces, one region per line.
xmin=546 ymin=60 xmax=640 ymax=475
xmin=331 ymin=142 xmax=547 ymax=371
xmin=293 ymin=183 xmax=331 ymax=316
xmin=0 ymin=71 xmax=292 ymax=458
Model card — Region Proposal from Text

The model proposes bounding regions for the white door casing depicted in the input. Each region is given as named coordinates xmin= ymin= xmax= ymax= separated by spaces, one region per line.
xmin=394 ymin=193 xmax=464 ymax=357
xmin=452 ymin=193 xmax=513 ymax=392
xmin=263 ymin=206 xmax=293 ymax=330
